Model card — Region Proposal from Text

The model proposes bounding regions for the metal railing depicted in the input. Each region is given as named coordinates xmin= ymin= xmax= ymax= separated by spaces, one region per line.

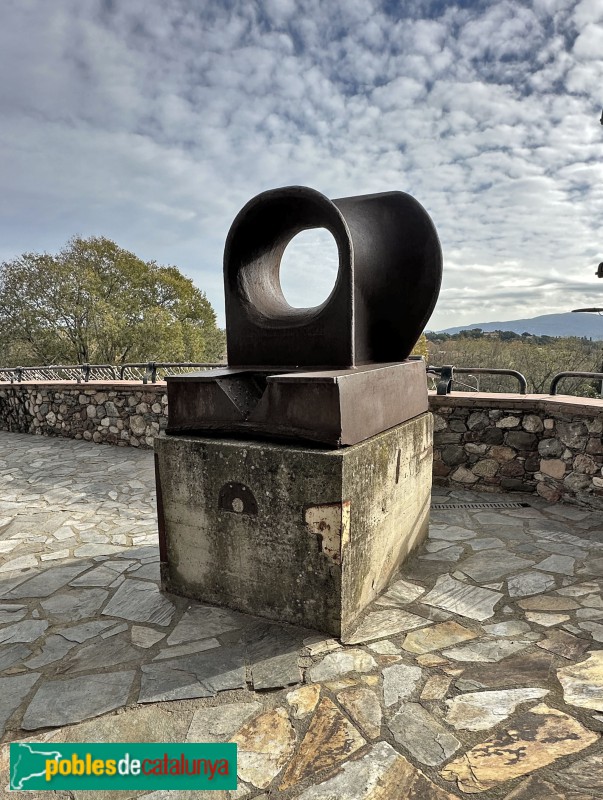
xmin=549 ymin=371 xmax=603 ymax=396
xmin=0 ymin=362 xmax=224 ymax=384
xmin=428 ymin=366 xmax=528 ymax=396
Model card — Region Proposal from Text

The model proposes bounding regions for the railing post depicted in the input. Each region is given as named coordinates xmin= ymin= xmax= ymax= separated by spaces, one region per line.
xmin=15 ymin=367 xmax=23 ymax=383
xmin=437 ymin=365 xmax=454 ymax=395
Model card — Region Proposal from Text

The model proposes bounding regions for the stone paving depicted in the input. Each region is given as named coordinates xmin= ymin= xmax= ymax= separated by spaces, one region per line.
xmin=1 ymin=431 xmax=603 ymax=798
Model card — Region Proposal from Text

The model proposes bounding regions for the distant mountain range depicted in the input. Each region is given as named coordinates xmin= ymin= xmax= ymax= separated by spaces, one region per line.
xmin=435 ymin=312 xmax=603 ymax=340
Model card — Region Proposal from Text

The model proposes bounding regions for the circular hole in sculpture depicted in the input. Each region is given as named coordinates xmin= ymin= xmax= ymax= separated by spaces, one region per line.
xmin=279 ymin=228 xmax=339 ymax=309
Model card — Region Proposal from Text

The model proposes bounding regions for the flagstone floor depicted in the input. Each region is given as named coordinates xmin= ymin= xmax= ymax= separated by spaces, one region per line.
xmin=1 ymin=431 xmax=603 ymax=799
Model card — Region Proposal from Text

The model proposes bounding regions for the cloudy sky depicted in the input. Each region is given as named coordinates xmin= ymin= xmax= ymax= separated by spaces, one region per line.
xmin=1 ymin=0 xmax=602 ymax=331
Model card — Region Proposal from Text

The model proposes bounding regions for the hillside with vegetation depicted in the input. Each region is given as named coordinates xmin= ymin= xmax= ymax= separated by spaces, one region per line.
xmin=426 ymin=329 xmax=603 ymax=397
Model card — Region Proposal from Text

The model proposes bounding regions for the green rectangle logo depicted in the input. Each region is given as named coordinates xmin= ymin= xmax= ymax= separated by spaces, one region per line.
xmin=10 ymin=742 xmax=237 ymax=791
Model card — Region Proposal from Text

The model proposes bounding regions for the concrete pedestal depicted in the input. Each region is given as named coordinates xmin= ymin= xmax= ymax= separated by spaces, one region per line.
xmin=155 ymin=413 xmax=433 ymax=640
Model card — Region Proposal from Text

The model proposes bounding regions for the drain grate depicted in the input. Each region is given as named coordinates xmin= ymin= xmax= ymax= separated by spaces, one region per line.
xmin=431 ymin=502 xmax=529 ymax=510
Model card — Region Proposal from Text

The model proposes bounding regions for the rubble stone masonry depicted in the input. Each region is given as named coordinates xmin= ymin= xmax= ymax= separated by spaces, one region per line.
xmin=1 ymin=382 xmax=602 ymax=509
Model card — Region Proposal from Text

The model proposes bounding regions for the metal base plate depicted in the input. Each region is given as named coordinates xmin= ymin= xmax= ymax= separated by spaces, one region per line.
xmin=165 ymin=360 xmax=428 ymax=448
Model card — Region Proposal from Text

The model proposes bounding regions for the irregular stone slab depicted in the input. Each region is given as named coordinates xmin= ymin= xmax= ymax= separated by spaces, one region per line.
xmin=469 ymin=537 xmax=505 ymax=551
xmin=131 ymin=626 xmax=166 ymax=648
xmin=421 ymin=674 xmax=452 ymax=701
xmin=537 ymin=629 xmax=591 ymax=660
xmin=337 ymin=685 xmax=382 ymax=739
xmin=286 ymin=685 xmax=321 ymax=719
xmin=557 ymin=650 xmax=603 ymax=710
xmin=389 ymin=702 xmax=461 ymax=766
xmin=519 ymin=595 xmax=580 ymax=611
xmin=581 ymin=593 xmax=603 ymax=608
xmin=403 ymin=621 xmax=477 ymax=654
xmin=421 ymin=545 xmax=465 ymax=561
xmin=41 ymin=588 xmax=109 ymax=622
xmin=166 ymin=605 xmax=243 ymax=645
xmin=535 ymin=555 xmax=575 ymax=575
xmin=58 ymin=620 xmax=118 ymax=642
xmin=458 ymin=550 xmax=535 ymax=582
xmin=22 ymin=671 xmax=135 ymax=730
xmin=426 ymin=539 xmax=460 ymax=553
xmin=524 ymin=611 xmax=570 ymax=627
xmin=508 ymin=570 xmax=557 ymax=598
xmin=0 ymin=554 xmax=38 ymax=573
xmin=309 ymin=649 xmax=377 ymax=682
xmin=25 ymin=635 xmax=77 ymax=668
xmin=503 ymin=774 xmax=595 ymax=799
xmin=382 ymin=663 xmax=423 ymax=707
xmin=552 ymin=751 xmax=603 ymax=793
xmin=70 ymin=561 xmax=132 ymax=587
xmin=578 ymin=621 xmax=603 ymax=641
xmin=378 ymin=578 xmax=425 ymax=605
xmin=102 ymin=579 xmax=175 ymax=626
xmin=445 ymin=688 xmax=549 ymax=730
xmin=456 ymin=651 xmax=557 ymax=691
xmin=139 ymin=645 xmax=246 ymax=703
xmin=536 ymin=541 xmax=588 ymax=560
xmin=0 ymin=673 xmax=39 ymax=736
xmin=293 ymin=740 xmax=460 ymax=800
xmin=153 ymin=639 xmax=220 ymax=660
xmin=186 ymin=701 xmax=262 ymax=743
xmin=430 ymin=526 xmax=476 ymax=541
xmin=440 ymin=704 xmax=598 ymax=793
xmin=557 ymin=582 xmax=601 ymax=597
xmin=421 ymin=575 xmax=502 ymax=621
xmin=346 ymin=609 xmax=429 ymax=644
xmin=368 ymin=640 xmax=399 ymax=654
xmin=232 ymin=707 xmax=296 ymax=789
xmin=443 ymin=639 xmax=530 ymax=663
xmin=74 ymin=543 xmax=125 ymax=557
xmin=0 ymin=619 xmax=48 ymax=645
xmin=482 ymin=621 xmax=531 ymax=636
xmin=303 ymin=636 xmax=342 ymax=657
xmin=7 ymin=563 xmax=90 ymax=598
xmin=577 ymin=607 xmax=603 ymax=620
xmin=0 ymin=604 xmax=26 ymax=625
xmin=280 ymin=697 xmax=365 ymax=789
xmin=246 ymin=622 xmax=303 ymax=690
xmin=59 ymin=634 xmax=141 ymax=673
xmin=0 ymin=642 xmax=31 ymax=670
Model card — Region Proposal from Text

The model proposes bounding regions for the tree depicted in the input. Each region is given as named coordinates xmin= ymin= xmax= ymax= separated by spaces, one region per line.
xmin=0 ymin=236 xmax=225 ymax=366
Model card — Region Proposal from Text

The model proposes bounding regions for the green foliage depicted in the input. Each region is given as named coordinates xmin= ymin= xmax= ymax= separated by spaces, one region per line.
xmin=410 ymin=333 xmax=429 ymax=360
xmin=0 ymin=236 xmax=225 ymax=366
xmin=427 ymin=330 xmax=602 ymax=396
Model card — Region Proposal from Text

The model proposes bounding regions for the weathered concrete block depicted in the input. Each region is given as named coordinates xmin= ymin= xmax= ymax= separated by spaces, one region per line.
xmin=155 ymin=414 xmax=433 ymax=640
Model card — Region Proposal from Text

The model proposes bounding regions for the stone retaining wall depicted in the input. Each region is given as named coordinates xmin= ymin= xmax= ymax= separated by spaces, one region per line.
xmin=0 ymin=381 xmax=167 ymax=448
xmin=1 ymin=381 xmax=603 ymax=509
xmin=431 ymin=392 xmax=603 ymax=510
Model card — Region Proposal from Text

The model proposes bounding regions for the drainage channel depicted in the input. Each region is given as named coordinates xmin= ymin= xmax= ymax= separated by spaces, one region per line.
xmin=430 ymin=502 xmax=530 ymax=510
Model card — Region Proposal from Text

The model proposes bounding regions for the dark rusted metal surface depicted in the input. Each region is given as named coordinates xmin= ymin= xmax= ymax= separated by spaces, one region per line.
xmin=154 ymin=452 xmax=168 ymax=562
xmin=166 ymin=360 xmax=428 ymax=447
xmin=224 ymin=186 xmax=442 ymax=368
xmin=166 ymin=186 xmax=441 ymax=447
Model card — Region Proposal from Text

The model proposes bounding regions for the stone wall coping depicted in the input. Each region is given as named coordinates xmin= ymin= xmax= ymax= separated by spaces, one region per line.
xmin=429 ymin=391 xmax=603 ymax=417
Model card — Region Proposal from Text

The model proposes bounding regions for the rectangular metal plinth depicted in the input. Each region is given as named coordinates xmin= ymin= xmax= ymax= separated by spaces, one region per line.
xmin=166 ymin=360 xmax=428 ymax=447
xmin=156 ymin=414 xmax=433 ymax=639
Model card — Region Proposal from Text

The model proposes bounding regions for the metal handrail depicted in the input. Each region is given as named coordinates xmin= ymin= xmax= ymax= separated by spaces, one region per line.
xmin=0 ymin=362 xmax=224 ymax=384
xmin=428 ymin=366 xmax=528 ymax=396
xmin=549 ymin=371 xmax=603 ymax=396
xmin=119 ymin=362 xmax=223 ymax=384
xmin=0 ymin=364 xmax=118 ymax=383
